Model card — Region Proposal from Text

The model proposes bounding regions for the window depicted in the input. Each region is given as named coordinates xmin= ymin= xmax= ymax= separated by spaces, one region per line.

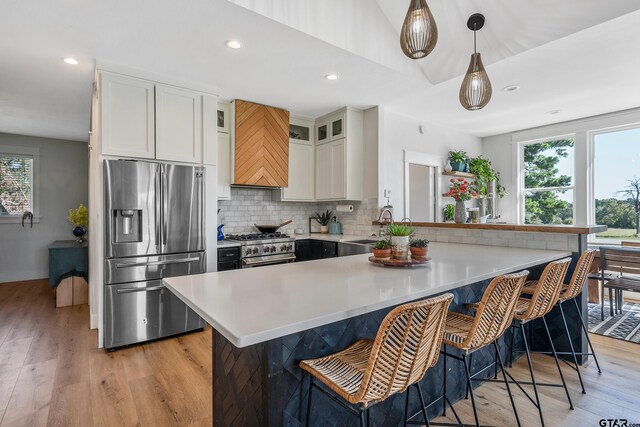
xmin=0 ymin=154 xmax=33 ymax=215
xmin=592 ymin=126 xmax=640 ymax=244
xmin=521 ymin=137 xmax=575 ymax=224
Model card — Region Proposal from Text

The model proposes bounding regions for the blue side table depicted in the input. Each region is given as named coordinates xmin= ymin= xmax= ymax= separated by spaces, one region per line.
xmin=48 ymin=240 xmax=88 ymax=288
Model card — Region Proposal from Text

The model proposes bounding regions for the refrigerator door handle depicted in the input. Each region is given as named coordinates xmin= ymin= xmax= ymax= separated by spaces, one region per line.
xmin=115 ymin=257 xmax=201 ymax=268
xmin=155 ymin=168 xmax=162 ymax=252
xmin=196 ymin=169 xmax=205 ymax=250
xmin=116 ymin=285 xmax=164 ymax=294
xmin=162 ymin=168 xmax=168 ymax=251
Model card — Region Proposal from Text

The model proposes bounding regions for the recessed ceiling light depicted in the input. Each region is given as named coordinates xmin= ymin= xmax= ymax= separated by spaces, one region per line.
xmin=546 ymin=110 xmax=561 ymax=115
xmin=63 ymin=57 xmax=79 ymax=65
xmin=502 ymin=85 xmax=520 ymax=92
xmin=225 ymin=40 xmax=242 ymax=49
xmin=325 ymin=74 xmax=339 ymax=81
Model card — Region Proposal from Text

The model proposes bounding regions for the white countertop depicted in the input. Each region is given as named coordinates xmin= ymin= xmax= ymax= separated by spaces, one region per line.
xmin=165 ymin=242 xmax=570 ymax=348
xmin=217 ymin=240 xmax=241 ymax=248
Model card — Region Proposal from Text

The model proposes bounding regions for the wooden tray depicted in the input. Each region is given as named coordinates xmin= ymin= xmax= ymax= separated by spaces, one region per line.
xmin=368 ymin=256 xmax=431 ymax=267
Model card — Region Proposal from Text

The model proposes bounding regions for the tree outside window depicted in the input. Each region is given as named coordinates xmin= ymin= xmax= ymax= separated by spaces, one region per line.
xmin=522 ymin=138 xmax=575 ymax=225
xmin=0 ymin=155 xmax=33 ymax=215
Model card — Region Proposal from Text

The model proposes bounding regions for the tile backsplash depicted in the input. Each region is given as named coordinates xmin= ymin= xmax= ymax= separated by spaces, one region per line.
xmin=217 ymin=188 xmax=376 ymax=235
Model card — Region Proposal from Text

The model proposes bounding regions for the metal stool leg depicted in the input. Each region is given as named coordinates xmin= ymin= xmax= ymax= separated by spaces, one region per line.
xmin=462 ymin=353 xmax=480 ymax=427
xmin=306 ymin=376 xmax=313 ymax=427
xmin=465 ymin=352 xmax=474 ymax=400
xmin=415 ymin=383 xmax=431 ymax=427
xmin=493 ymin=341 xmax=521 ymax=427
xmin=508 ymin=323 xmax=516 ymax=368
xmin=573 ymin=297 xmax=602 ymax=374
xmin=521 ymin=323 xmax=545 ymax=427
xmin=360 ymin=408 xmax=368 ymax=427
xmin=542 ymin=316 xmax=574 ymax=409
xmin=601 ymin=284 xmax=605 ymax=321
xmin=609 ymin=287 xmax=614 ymax=317
xmin=558 ymin=301 xmax=586 ymax=393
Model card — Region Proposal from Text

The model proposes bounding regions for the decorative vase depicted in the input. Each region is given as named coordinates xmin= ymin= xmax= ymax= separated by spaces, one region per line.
xmin=373 ymin=248 xmax=391 ymax=259
xmin=72 ymin=226 xmax=87 ymax=243
xmin=410 ymin=247 xmax=428 ymax=259
xmin=454 ymin=201 xmax=467 ymax=224
xmin=217 ymin=224 xmax=225 ymax=241
xmin=450 ymin=161 xmax=466 ymax=172
xmin=390 ymin=236 xmax=410 ymax=260
xmin=444 ymin=162 xmax=452 ymax=173
xmin=320 ymin=225 xmax=329 ymax=234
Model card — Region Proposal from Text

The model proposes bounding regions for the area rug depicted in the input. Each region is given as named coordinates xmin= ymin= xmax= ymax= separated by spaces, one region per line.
xmin=588 ymin=301 xmax=640 ymax=344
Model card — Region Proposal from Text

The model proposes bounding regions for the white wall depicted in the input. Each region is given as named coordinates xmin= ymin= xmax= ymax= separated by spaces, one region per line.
xmin=483 ymin=107 xmax=640 ymax=224
xmin=0 ymin=133 xmax=88 ymax=283
xmin=382 ymin=110 xmax=482 ymax=218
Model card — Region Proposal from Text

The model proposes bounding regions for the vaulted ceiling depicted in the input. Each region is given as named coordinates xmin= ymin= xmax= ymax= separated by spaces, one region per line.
xmin=0 ymin=0 xmax=639 ymax=142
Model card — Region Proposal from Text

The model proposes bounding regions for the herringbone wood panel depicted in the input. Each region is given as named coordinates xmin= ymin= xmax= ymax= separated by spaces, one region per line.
xmin=234 ymin=99 xmax=289 ymax=187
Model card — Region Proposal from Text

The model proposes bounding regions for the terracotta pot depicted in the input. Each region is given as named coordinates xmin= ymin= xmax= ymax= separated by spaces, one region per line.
xmin=410 ymin=247 xmax=428 ymax=259
xmin=320 ymin=225 xmax=329 ymax=234
xmin=373 ymin=248 xmax=391 ymax=258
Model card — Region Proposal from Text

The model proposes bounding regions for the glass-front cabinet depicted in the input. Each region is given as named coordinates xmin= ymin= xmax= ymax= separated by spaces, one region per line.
xmin=217 ymin=101 xmax=230 ymax=133
xmin=316 ymin=121 xmax=329 ymax=144
xmin=289 ymin=117 xmax=314 ymax=145
xmin=330 ymin=114 xmax=344 ymax=140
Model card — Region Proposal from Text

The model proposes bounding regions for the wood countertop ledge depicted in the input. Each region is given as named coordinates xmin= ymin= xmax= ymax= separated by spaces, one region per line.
xmin=372 ymin=221 xmax=607 ymax=235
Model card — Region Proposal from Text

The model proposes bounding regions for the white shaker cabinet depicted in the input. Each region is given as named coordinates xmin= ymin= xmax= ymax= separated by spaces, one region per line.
xmin=202 ymin=95 xmax=218 ymax=166
xmin=314 ymin=107 xmax=363 ymax=201
xmin=217 ymin=132 xmax=232 ymax=200
xmin=100 ymin=73 xmax=155 ymax=159
xmin=155 ymin=84 xmax=203 ymax=164
xmin=281 ymin=142 xmax=314 ymax=201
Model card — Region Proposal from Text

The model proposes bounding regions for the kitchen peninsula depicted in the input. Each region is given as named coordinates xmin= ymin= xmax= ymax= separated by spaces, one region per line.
xmin=165 ymin=242 xmax=574 ymax=426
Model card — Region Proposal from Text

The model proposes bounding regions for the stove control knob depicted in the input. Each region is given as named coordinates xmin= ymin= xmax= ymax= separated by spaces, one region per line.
xmin=288 ymin=244 xmax=293 ymax=251
xmin=263 ymin=247 xmax=270 ymax=253
xmin=270 ymin=246 xmax=277 ymax=253
xmin=280 ymin=245 xmax=287 ymax=251
xmin=244 ymin=248 xmax=251 ymax=256
xmin=252 ymin=248 xmax=259 ymax=254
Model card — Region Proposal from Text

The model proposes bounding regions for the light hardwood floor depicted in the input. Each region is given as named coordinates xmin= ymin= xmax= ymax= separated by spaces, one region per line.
xmin=1 ymin=279 xmax=638 ymax=426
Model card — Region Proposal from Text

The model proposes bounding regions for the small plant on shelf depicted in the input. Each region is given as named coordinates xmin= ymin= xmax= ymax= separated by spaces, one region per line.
xmin=468 ymin=156 xmax=506 ymax=198
xmin=443 ymin=204 xmax=455 ymax=222
xmin=67 ymin=203 xmax=88 ymax=242
xmin=409 ymin=238 xmax=429 ymax=258
xmin=372 ymin=239 xmax=392 ymax=258
xmin=448 ymin=150 xmax=468 ymax=172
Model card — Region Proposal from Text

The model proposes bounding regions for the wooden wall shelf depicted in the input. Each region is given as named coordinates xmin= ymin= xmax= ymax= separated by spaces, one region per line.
xmin=443 ymin=171 xmax=476 ymax=179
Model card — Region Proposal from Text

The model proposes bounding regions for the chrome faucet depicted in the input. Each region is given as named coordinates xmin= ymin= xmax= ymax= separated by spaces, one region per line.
xmin=378 ymin=208 xmax=394 ymax=224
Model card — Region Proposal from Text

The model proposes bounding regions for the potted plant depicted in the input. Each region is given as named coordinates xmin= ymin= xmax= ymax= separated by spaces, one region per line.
xmin=443 ymin=204 xmax=455 ymax=222
xmin=314 ymin=209 xmax=333 ymax=234
xmin=386 ymin=223 xmax=415 ymax=260
xmin=67 ymin=203 xmax=89 ymax=243
xmin=443 ymin=178 xmax=477 ymax=224
xmin=448 ymin=150 xmax=468 ymax=172
xmin=409 ymin=239 xmax=429 ymax=258
xmin=372 ymin=239 xmax=392 ymax=258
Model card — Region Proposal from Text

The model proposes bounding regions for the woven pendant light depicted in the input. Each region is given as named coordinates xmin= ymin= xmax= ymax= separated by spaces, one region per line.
xmin=459 ymin=14 xmax=492 ymax=111
xmin=400 ymin=0 xmax=438 ymax=59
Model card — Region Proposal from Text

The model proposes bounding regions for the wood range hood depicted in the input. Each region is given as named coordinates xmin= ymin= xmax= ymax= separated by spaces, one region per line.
xmin=231 ymin=99 xmax=289 ymax=188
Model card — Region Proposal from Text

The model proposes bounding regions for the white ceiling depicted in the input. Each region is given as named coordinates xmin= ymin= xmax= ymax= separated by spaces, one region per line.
xmin=0 ymin=0 xmax=639 ymax=142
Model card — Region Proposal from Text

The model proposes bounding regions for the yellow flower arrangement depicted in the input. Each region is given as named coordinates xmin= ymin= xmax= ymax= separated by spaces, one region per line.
xmin=67 ymin=204 xmax=88 ymax=228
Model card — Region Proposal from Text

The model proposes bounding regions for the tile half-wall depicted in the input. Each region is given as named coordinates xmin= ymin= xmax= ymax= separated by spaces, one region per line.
xmin=218 ymin=188 xmax=580 ymax=252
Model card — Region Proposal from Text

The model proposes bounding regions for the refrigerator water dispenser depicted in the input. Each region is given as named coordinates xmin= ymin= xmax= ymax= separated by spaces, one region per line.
xmin=114 ymin=209 xmax=142 ymax=243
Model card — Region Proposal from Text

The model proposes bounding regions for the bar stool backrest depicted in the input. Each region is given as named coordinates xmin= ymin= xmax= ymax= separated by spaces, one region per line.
xmin=356 ymin=293 xmax=454 ymax=404
xmin=600 ymin=247 xmax=640 ymax=276
xmin=560 ymin=250 xmax=597 ymax=300
xmin=516 ymin=258 xmax=571 ymax=321
xmin=466 ymin=271 xmax=529 ymax=351
xmin=622 ymin=241 xmax=640 ymax=248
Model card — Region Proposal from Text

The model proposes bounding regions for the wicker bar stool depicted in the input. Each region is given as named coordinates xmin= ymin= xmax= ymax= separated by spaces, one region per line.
xmin=501 ymin=257 xmax=572 ymax=427
xmin=437 ymin=270 xmax=529 ymax=427
xmin=299 ymin=293 xmax=455 ymax=427
xmin=519 ymin=249 xmax=601 ymax=395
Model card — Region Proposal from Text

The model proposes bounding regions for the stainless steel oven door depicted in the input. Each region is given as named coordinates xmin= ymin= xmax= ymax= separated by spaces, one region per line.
xmin=241 ymin=253 xmax=296 ymax=268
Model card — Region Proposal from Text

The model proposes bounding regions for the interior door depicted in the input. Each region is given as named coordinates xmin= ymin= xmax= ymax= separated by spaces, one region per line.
xmin=162 ymin=164 xmax=205 ymax=254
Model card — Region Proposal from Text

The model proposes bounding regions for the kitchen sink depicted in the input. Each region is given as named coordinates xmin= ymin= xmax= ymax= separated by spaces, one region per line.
xmin=346 ymin=239 xmax=379 ymax=245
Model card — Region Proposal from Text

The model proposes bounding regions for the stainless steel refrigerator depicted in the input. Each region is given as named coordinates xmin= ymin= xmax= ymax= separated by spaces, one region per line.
xmin=104 ymin=159 xmax=206 ymax=349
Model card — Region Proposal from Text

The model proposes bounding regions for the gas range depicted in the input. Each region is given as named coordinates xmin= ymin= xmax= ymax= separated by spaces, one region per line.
xmin=225 ymin=233 xmax=296 ymax=268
